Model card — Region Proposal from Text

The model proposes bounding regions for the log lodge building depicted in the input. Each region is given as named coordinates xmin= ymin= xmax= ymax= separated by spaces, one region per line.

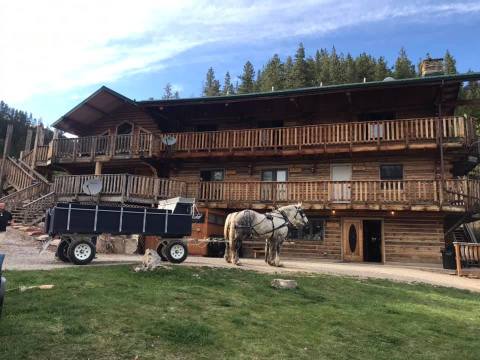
xmin=6 ymin=66 xmax=480 ymax=265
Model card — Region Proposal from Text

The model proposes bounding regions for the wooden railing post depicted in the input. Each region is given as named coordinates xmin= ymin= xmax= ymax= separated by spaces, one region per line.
xmin=454 ymin=242 xmax=462 ymax=276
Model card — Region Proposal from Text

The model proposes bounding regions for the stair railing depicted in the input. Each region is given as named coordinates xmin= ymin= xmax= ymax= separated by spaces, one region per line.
xmin=22 ymin=191 xmax=56 ymax=225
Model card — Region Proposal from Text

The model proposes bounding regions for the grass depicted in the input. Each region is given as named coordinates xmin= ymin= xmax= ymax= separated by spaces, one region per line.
xmin=1 ymin=265 xmax=480 ymax=360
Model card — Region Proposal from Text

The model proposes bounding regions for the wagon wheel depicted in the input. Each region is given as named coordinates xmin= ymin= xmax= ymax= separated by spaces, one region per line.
xmin=67 ymin=238 xmax=96 ymax=265
xmin=56 ymin=238 xmax=71 ymax=263
xmin=156 ymin=242 xmax=169 ymax=261
xmin=165 ymin=241 xmax=188 ymax=264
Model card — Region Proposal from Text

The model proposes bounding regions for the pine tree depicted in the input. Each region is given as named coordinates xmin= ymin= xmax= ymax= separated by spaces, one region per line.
xmin=374 ymin=56 xmax=391 ymax=80
xmin=291 ymin=43 xmax=309 ymax=88
xmin=355 ymin=52 xmax=376 ymax=82
xmin=329 ymin=47 xmax=345 ymax=84
xmin=444 ymin=50 xmax=457 ymax=75
xmin=259 ymin=54 xmax=284 ymax=91
xmin=203 ymin=67 xmax=221 ymax=96
xmin=394 ymin=47 xmax=416 ymax=79
xmin=283 ymin=56 xmax=294 ymax=89
xmin=222 ymin=72 xmax=235 ymax=95
xmin=238 ymin=61 xmax=256 ymax=94
xmin=344 ymin=54 xmax=357 ymax=83
xmin=162 ymin=83 xmax=179 ymax=99
xmin=314 ymin=49 xmax=330 ymax=85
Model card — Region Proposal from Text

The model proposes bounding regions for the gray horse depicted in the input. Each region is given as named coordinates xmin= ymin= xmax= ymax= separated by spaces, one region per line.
xmin=224 ymin=204 xmax=308 ymax=266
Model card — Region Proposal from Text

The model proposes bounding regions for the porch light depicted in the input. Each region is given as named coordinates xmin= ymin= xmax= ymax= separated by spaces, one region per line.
xmin=331 ymin=210 xmax=336 ymax=215
xmin=390 ymin=211 xmax=395 ymax=216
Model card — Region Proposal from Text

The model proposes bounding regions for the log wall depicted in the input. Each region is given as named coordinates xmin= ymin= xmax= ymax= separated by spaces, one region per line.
xmin=169 ymin=154 xmax=445 ymax=183
xmin=242 ymin=211 xmax=444 ymax=264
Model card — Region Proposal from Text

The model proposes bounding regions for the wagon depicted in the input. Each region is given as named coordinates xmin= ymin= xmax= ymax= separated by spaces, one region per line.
xmin=44 ymin=197 xmax=195 ymax=265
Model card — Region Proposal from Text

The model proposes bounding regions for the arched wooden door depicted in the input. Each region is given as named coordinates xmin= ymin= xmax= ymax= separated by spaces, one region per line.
xmin=342 ymin=219 xmax=363 ymax=262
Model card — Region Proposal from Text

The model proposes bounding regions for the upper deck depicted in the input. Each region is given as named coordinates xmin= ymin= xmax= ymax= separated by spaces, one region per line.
xmin=34 ymin=115 xmax=474 ymax=166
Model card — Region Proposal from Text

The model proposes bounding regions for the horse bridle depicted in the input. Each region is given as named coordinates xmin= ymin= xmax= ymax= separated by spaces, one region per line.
xmin=277 ymin=206 xmax=306 ymax=230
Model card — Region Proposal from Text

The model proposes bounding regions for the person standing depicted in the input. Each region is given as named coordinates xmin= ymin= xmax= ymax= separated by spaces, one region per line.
xmin=0 ymin=203 xmax=12 ymax=242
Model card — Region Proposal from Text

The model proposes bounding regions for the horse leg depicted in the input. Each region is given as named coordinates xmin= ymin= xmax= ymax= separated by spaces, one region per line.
xmin=224 ymin=241 xmax=231 ymax=263
xmin=233 ymin=236 xmax=241 ymax=266
xmin=264 ymin=239 xmax=269 ymax=263
xmin=274 ymin=240 xmax=281 ymax=267
xmin=267 ymin=240 xmax=276 ymax=266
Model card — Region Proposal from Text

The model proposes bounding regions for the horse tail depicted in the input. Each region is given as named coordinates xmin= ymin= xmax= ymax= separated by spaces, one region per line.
xmin=224 ymin=213 xmax=233 ymax=240
xmin=228 ymin=212 xmax=237 ymax=241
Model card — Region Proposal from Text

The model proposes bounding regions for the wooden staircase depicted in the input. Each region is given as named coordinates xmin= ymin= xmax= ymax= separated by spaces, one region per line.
xmin=0 ymin=157 xmax=53 ymax=225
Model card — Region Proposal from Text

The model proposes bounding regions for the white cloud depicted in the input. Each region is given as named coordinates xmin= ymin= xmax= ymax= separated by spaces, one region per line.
xmin=0 ymin=0 xmax=479 ymax=103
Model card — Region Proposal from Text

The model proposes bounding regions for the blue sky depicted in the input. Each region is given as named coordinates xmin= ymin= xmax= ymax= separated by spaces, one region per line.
xmin=1 ymin=0 xmax=479 ymax=126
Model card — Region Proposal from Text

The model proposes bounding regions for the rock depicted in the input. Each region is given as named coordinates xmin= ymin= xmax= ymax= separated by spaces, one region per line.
xmin=36 ymin=234 xmax=50 ymax=241
xmin=135 ymin=249 xmax=170 ymax=272
xmin=271 ymin=279 xmax=298 ymax=289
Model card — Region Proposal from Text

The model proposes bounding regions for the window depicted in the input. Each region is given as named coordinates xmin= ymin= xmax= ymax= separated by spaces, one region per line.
xmin=261 ymin=169 xmax=287 ymax=182
xmin=200 ymin=169 xmax=224 ymax=181
xmin=117 ymin=122 xmax=133 ymax=135
xmin=380 ymin=164 xmax=403 ymax=180
xmin=208 ymin=214 xmax=225 ymax=225
xmin=289 ymin=218 xmax=325 ymax=242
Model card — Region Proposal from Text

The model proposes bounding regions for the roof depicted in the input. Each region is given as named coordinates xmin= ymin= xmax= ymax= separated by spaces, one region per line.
xmin=52 ymin=86 xmax=136 ymax=134
xmin=138 ymin=72 xmax=480 ymax=106
xmin=53 ymin=72 xmax=480 ymax=134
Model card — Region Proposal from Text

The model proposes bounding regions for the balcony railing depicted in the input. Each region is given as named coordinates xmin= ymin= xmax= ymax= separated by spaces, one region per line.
xmin=190 ymin=179 xmax=480 ymax=210
xmin=53 ymin=174 xmax=186 ymax=204
xmin=51 ymin=174 xmax=480 ymax=212
xmin=158 ymin=116 xmax=473 ymax=156
xmin=43 ymin=116 xmax=474 ymax=164
xmin=51 ymin=133 xmax=153 ymax=162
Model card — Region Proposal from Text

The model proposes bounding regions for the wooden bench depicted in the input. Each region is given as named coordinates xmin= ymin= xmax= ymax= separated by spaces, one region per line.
xmin=453 ymin=242 xmax=480 ymax=276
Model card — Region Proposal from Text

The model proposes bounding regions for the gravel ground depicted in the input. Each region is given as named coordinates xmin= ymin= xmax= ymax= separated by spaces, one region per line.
xmin=0 ymin=229 xmax=140 ymax=271
xmin=2 ymin=228 xmax=480 ymax=292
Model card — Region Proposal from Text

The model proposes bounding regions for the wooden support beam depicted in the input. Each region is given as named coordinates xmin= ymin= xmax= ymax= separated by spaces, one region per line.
xmin=0 ymin=123 xmax=14 ymax=192
xmin=25 ymin=128 xmax=33 ymax=152
xmin=95 ymin=161 xmax=103 ymax=175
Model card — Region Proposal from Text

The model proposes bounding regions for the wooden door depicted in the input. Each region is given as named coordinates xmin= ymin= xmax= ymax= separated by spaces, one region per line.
xmin=331 ymin=164 xmax=352 ymax=202
xmin=342 ymin=218 xmax=363 ymax=262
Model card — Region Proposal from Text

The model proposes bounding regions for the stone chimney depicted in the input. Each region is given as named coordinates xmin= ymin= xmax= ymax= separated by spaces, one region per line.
xmin=420 ymin=55 xmax=444 ymax=77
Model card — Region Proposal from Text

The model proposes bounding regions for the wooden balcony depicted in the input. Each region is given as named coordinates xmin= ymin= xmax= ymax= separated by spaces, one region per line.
xmin=53 ymin=174 xmax=185 ymax=204
xmin=42 ymin=116 xmax=474 ymax=165
xmin=52 ymin=174 xmax=480 ymax=213
xmin=50 ymin=133 xmax=154 ymax=164
xmin=191 ymin=179 xmax=480 ymax=212
xmin=158 ymin=116 xmax=474 ymax=158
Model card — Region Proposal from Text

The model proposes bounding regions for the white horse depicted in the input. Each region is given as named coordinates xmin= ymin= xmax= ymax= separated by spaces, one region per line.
xmin=224 ymin=204 xmax=308 ymax=266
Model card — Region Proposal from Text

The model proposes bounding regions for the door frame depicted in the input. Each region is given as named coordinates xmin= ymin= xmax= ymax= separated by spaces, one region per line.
xmin=361 ymin=218 xmax=385 ymax=264
xmin=341 ymin=217 xmax=385 ymax=264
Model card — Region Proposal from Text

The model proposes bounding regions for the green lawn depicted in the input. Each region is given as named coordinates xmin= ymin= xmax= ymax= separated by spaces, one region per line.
xmin=0 ymin=266 xmax=479 ymax=360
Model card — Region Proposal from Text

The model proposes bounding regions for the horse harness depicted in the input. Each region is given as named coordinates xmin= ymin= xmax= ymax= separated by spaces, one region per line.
xmin=236 ymin=208 xmax=305 ymax=240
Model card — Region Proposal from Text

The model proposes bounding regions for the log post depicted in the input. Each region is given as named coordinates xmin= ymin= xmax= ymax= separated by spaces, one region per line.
xmin=95 ymin=161 xmax=103 ymax=175
xmin=454 ymin=242 xmax=462 ymax=276
xmin=25 ymin=128 xmax=33 ymax=152
xmin=0 ymin=123 xmax=14 ymax=192
xmin=31 ymin=124 xmax=43 ymax=168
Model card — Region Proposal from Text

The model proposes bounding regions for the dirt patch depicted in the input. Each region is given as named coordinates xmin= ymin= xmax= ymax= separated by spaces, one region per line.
xmin=2 ymin=230 xmax=480 ymax=292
